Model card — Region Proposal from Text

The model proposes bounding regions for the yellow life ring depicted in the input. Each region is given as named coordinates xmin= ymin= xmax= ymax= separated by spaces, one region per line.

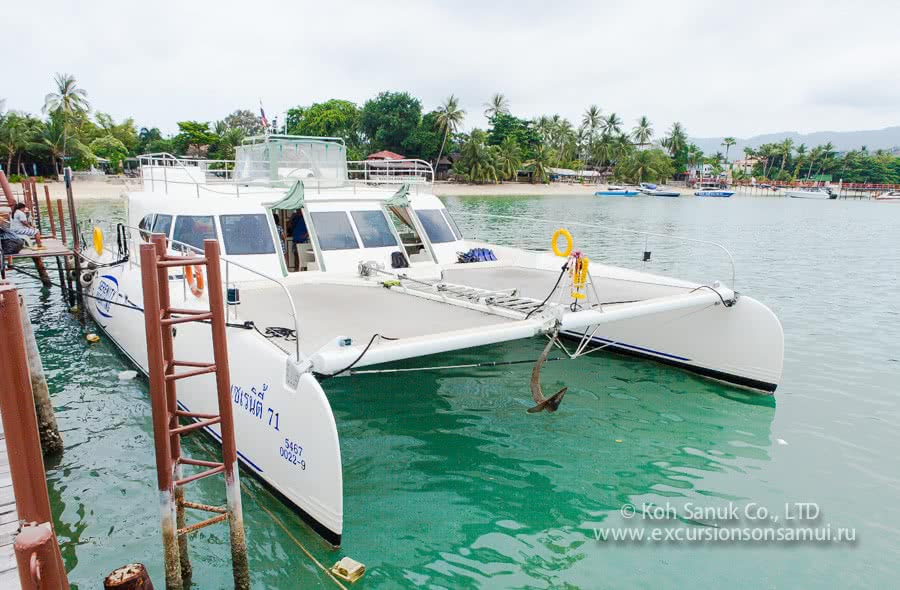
xmin=184 ymin=265 xmax=205 ymax=298
xmin=92 ymin=226 xmax=104 ymax=256
xmin=551 ymin=228 xmax=573 ymax=258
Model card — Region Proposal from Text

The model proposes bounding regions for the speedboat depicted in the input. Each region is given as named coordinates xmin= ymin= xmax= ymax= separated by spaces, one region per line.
xmin=874 ymin=190 xmax=900 ymax=201
xmin=641 ymin=184 xmax=681 ymax=197
xmin=694 ymin=183 xmax=734 ymax=197
xmin=595 ymin=185 xmax=639 ymax=196
xmin=785 ymin=187 xmax=835 ymax=199
xmin=78 ymin=135 xmax=784 ymax=546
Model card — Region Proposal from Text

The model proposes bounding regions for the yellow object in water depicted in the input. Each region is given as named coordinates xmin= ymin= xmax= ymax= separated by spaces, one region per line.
xmin=93 ymin=226 xmax=104 ymax=256
xmin=85 ymin=333 xmax=100 ymax=343
xmin=330 ymin=557 xmax=365 ymax=583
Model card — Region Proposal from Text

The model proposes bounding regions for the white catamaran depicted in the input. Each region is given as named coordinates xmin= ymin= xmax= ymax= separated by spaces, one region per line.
xmin=79 ymin=135 xmax=784 ymax=545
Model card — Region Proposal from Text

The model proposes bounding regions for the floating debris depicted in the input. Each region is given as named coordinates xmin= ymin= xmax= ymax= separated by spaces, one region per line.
xmin=86 ymin=333 xmax=100 ymax=343
xmin=117 ymin=370 xmax=138 ymax=381
xmin=776 ymin=438 xmax=788 ymax=445
xmin=331 ymin=556 xmax=366 ymax=583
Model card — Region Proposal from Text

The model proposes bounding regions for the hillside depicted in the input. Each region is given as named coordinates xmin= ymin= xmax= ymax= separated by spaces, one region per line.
xmin=691 ymin=127 xmax=900 ymax=160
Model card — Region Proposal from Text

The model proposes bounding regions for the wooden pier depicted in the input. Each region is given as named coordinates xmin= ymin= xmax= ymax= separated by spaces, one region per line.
xmin=0 ymin=410 xmax=21 ymax=589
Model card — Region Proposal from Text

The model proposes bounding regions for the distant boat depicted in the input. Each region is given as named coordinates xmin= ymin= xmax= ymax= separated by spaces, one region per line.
xmin=694 ymin=183 xmax=734 ymax=197
xmin=641 ymin=183 xmax=680 ymax=197
xmin=874 ymin=190 xmax=900 ymax=201
xmin=595 ymin=185 xmax=639 ymax=197
xmin=785 ymin=187 xmax=835 ymax=200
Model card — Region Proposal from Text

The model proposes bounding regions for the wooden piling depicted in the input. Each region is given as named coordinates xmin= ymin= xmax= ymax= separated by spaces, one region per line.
xmin=29 ymin=179 xmax=41 ymax=234
xmin=63 ymin=169 xmax=84 ymax=322
xmin=56 ymin=201 xmax=67 ymax=246
xmin=17 ymin=290 xmax=63 ymax=456
xmin=0 ymin=283 xmax=69 ymax=589
xmin=44 ymin=186 xmax=56 ymax=238
xmin=103 ymin=563 xmax=155 ymax=589
xmin=0 ymin=170 xmax=15 ymax=207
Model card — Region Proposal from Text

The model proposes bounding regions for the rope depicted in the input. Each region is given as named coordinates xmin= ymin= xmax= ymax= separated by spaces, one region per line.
xmin=238 ymin=481 xmax=349 ymax=590
xmin=525 ymin=262 xmax=569 ymax=319
xmin=344 ymin=355 xmax=567 ymax=375
xmin=316 ymin=333 xmax=399 ymax=380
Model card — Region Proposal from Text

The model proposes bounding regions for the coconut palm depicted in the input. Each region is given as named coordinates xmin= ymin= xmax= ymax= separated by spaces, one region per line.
xmin=664 ymin=122 xmax=687 ymax=157
xmin=602 ymin=112 xmax=622 ymax=137
xmin=721 ymin=136 xmax=736 ymax=161
xmin=0 ymin=113 xmax=40 ymax=173
xmin=631 ymin=116 xmax=653 ymax=147
xmin=777 ymin=138 xmax=794 ymax=178
xmin=581 ymin=105 xmax=602 ymax=165
xmin=434 ymin=94 xmax=466 ymax=173
xmin=523 ymin=144 xmax=552 ymax=184
xmin=496 ymin=136 xmax=522 ymax=181
xmin=483 ymin=93 xmax=509 ymax=119
xmin=457 ymin=130 xmax=497 ymax=184
xmin=42 ymin=73 xmax=90 ymax=168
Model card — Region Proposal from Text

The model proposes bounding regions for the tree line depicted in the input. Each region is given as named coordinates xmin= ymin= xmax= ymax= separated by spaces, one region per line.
xmin=3 ymin=74 xmax=900 ymax=185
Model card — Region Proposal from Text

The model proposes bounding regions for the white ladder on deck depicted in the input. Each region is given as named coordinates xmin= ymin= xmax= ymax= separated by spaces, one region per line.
xmin=406 ymin=281 xmax=548 ymax=316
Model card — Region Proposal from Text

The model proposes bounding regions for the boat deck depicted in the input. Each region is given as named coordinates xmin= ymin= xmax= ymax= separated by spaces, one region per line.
xmin=237 ymin=265 xmax=696 ymax=358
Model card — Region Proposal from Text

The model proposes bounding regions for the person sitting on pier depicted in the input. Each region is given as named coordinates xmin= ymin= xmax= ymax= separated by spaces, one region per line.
xmin=9 ymin=203 xmax=41 ymax=245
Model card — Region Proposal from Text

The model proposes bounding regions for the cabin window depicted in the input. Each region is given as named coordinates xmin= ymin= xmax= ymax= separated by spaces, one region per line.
xmin=152 ymin=214 xmax=173 ymax=237
xmin=310 ymin=212 xmax=359 ymax=250
xmin=416 ymin=209 xmax=456 ymax=244
xmin=220 ymin=214 xmax=276 ymax=255
xmin=350 ymin=210 xmax=398 ymax=248
xmin=441 ymin=210 xmax=463 ymax=240
xmin=172 ymin=215 xmax=217 ymax=251
xmin=138 ymin=214 xmax=155 ymax=241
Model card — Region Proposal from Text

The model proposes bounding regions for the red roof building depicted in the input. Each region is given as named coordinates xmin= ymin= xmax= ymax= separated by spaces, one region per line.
xmin=366 ymin=150 xmax=405 ymax=161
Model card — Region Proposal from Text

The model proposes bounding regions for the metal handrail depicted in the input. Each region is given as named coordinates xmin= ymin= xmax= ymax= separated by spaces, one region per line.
xmin=89 ymin=221 xmax=304 ymax=361
xmin=452 ymin=211 xmax=737 ymax=289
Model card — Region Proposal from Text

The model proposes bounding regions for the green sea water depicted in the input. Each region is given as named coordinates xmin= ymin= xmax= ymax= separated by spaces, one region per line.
xmin=15 ymin=194 xmax=900 ymax=588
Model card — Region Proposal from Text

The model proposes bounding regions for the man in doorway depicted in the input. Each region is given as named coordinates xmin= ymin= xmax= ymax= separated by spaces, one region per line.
xmin=289 ymin=209 xmax=310 ymax=271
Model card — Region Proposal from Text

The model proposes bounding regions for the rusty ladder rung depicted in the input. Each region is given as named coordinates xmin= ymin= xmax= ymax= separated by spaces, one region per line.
xmin=170 ymin=416 xmax=221 ymax=436
xmin=166 ymin=364 xmax=217 ymax=381
xmin=177 ymin=513 xmax=228 ymax=537
xmin=157 ymin=257 xmax=207 ymax=268
xmin=176 ymin=409 xmax=218 ymax=420
xmin=182 ymin=500 xmax=228 ymax=514
xmin=179 ymin=456 xmax=222 ymax=468
xmin=176 ymin=464 xmax=225 ymax=486
xmin=161 ymin=312 xmax=214 ymax=326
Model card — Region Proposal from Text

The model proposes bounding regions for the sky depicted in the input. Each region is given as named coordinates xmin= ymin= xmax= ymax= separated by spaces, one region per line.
xmin=3 ymin=0 xmax=900 ymax=139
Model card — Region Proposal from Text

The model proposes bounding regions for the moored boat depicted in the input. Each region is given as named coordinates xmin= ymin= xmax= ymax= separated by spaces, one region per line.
xmin=785 ymin=187 xmax=835 ymax=199
xmin=595 ymin=185 xmax=639 ymax=196
xmin=874 ymin=190 xmax=900 ymax=201
xmin=78 ymin=134 xmax=784 ymax=546
xmin=694 ymin=182 xmax=734 ymax=197
xmin=641 ymin=183 xmax=681 ymax=197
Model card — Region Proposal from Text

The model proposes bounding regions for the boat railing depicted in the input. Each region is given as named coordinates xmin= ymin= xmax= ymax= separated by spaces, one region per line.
xmin=137 ymin=153 xmax=434 ymax=198
xmin=83 ymin=219 xmax=303 ymax=362
xmin=451 ymin=211 xmax=737 ymax=290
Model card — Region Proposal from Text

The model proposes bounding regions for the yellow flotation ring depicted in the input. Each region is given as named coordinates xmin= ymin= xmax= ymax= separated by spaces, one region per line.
xmin=551 ymin=228 xmax=573 ymax=258
xmin=184 ymin=265 xmax=205 ymax=298
xmin=92 ymin=226 xmax=104 ymax=256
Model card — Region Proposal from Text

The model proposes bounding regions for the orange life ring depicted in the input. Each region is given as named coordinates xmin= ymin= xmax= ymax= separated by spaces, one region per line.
xmin=184 ymin=265 xmax=205 ymax=298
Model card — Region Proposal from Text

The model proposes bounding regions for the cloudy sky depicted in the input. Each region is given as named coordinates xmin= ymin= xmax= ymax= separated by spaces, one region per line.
xmin=3 ymin=0 xmax=899 ymax=138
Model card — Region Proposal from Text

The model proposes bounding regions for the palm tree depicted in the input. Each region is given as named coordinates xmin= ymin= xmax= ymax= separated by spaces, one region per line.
xmin=664 ymin=122 xmax=687 ymax=157
xmin=581 ymin=105 xmax=602 ymax=165
xmin=631 ymin=116 xmax=653 ymax=147
xmin=0 ymin=113 xmax=40 ymax=173
xmin=42 ymin=73 xmax=90 ymax=169
xmin=483 ymin=93 xmax=509 ymax=119
xmin=602 ymin=112 xmax=623 ymax=137
xmin=434 ymin=94 xmax=466 ymax=174
xmin=32 ymin=116 xmax=89 ymax=175
xmin=457 ymin=130 xmax=497 ymax=184
xmin=496 ymin=136 xmax=522 ymax=181
xmin=777 ymin=138 xmax=794 ymax=178
xmin=523 ymin=144 xmax=552 ymax=184
xmin=721 ymin=137 xmax=736 ymax=162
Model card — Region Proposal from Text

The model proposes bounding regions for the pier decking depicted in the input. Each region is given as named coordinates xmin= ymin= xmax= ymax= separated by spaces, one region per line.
xmin=0 ymin=414 xmax=20 ymax=589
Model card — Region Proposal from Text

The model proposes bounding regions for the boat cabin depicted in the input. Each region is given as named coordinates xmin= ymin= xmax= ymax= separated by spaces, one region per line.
xmin=128 ymin=136 xmax=469 ymax=279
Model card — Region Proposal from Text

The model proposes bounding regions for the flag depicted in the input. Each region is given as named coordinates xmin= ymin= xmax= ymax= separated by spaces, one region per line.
xmin=259 ymin=99 xmax=269 ymax=130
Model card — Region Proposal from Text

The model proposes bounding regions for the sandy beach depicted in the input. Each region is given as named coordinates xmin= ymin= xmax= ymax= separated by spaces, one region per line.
xmin=433 ymin=181 xmax=605 ymax=197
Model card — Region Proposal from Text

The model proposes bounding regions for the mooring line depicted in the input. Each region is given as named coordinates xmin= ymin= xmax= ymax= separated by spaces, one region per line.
xmin=238 ymin=481 xmax=349 ymax=590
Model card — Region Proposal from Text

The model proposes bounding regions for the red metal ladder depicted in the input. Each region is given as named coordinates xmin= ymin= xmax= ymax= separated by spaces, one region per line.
xmin=139 ymin=234 xmax=250 ymax=590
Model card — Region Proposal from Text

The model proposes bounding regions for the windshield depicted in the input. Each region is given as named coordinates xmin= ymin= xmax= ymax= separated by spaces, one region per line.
xmin=351 ymin=210 xmax=398 ymax=248
xmin=220 ymin=214 xmax=276 ymax=255
xmin=417 ymin=209 xmax=456 ymax=244
xmin=172 ymin=215 xmax=217 ymax=251
xmin=441 ymin=210 xmax=463 ymax=240
xmin=310 ymin=211 xmax=360 ymax=250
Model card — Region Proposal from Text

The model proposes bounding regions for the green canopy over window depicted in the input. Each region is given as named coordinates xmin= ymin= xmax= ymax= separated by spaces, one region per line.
xmin=267 ymin=180 xmax=305 ymax=210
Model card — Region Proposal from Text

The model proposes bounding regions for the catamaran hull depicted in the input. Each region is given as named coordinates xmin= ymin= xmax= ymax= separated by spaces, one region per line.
xmin=84 ymin=263 xmax=345 ymax=546
xmin=561 ymin=294 xmax=783 ymax=392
